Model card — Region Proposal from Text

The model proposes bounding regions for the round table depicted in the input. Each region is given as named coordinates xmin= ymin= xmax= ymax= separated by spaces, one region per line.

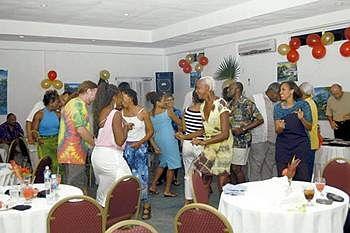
xmin=0 ymin=184 xmax=83 ymax=233
xmin=0 ymin=163 xmax=17 ymax=186
xmin=218 ymin=178 xmax=349 ymax=233
xmin=314 ymin=144 xmax=350 ymax=177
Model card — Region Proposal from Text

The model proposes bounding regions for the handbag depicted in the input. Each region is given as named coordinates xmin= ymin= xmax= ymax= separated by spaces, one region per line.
xmin=193 ymin=153 xmax=214 ymax=175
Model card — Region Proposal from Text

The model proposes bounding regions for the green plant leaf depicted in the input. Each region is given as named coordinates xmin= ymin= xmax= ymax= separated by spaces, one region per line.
xmin=215 ymin=56 xmax=240 ymax=80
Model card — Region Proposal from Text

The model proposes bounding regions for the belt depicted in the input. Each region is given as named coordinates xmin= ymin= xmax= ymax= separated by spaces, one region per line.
xmin=40 ymin=134 xmax=58 ymax=139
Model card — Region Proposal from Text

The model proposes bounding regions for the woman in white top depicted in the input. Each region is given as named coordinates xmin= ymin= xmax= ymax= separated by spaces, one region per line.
xmin=91 ymin=82 xmax=132 ymax=207
xmin=121 ymin=88 xmax=154 ymax=220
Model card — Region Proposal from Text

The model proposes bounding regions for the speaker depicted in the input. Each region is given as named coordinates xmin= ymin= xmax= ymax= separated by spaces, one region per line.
xmin=155 ymin=72 xmax=174 ymax=94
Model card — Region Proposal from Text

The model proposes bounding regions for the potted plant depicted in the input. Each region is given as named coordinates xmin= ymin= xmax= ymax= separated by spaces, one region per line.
xmin=215 ymin=56 xmax=240 ymax=82
xmin=215 ymin=56 xmax=240 ymax=101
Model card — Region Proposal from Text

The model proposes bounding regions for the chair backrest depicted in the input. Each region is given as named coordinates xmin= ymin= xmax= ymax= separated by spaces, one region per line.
xmin=104 ymin=175 xmax=141 ymax=229
xmin=47 ymin=195 xmax=105 ymax=233
xmin=105 ymin=220 xmax=158 ymax=233
xmin=322 ymin=158 xmax=350 ymax=196
xmin=33 ymin=156 xmax=52 ymax=183
xmin=6 ymin=139 xmax=17 ymax=162
xmin=7 ymin=137 xmax=32 ymax=169
xmin=191 ymin=170 xmax=209 ymax=204
xmin=174 ymin=203 xmax=233 ymax=233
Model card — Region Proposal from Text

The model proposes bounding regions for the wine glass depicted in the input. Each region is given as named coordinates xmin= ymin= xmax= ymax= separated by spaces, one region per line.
xmin=314 ymin=177 xmax=326 ymax=197
xmin=304 ymin=185 xmax=315 ymax=206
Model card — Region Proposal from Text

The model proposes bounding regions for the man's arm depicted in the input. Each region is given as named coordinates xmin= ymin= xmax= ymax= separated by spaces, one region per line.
xmin=77 ymin=127 xmax=95 ymax=147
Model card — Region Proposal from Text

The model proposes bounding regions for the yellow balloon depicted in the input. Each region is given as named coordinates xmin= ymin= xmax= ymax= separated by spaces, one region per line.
xmin=100 ymin=70 xmax=110 ymax=80
xmin=321 ymin=32 xmax=335 ymax=46
xmin=278 ymin=44 xmax=290 ymax=56
xmin=53 ymin=80 xmax=63 ymax=89
xmin=195 ymin=63 xmax=203 ymax=72
xmin=40 ymin=79 xmax=51 ymax=89
xmin=185 ymin=54 xmax=195 ymax=63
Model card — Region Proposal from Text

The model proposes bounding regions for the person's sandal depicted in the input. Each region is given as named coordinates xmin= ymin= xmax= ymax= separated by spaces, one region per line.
xmin=141 ymin=203 xmax=151 ymax=220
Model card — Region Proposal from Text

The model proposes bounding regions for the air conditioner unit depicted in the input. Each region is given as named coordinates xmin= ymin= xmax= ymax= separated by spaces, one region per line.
xmin=238 ymin=39 xmax=276 ymax=56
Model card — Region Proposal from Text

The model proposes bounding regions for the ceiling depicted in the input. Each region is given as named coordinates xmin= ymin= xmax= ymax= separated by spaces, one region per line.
xmin=0 ymin=0 xmax=349 ymax=49
xmin=0 ymin=0 xmax=248 ymax=30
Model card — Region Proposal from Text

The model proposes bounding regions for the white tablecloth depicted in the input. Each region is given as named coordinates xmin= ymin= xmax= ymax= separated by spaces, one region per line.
xmin=314 ymin=145 xmax=350 ymax=177
xmin=0 ymin=184 xmax=83 ymax=233
xmin=0 ymin=163 xmax=17 ymax=186
xmin=219 ymin=178 xmax=349 ymax=233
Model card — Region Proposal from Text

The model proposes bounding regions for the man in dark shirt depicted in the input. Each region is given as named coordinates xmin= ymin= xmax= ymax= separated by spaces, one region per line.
xmin=0 ymin=113 xmax=24 ymax=145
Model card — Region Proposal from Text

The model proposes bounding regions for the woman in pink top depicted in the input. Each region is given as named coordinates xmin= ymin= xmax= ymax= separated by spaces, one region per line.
xmin=91 ymin=82 xmax=133 ymax=207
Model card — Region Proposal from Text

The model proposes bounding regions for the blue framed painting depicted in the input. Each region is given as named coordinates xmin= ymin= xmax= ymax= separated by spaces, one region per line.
xmin=64 ymin=83 xmax=80 ymax=94
xmin=0 ymin=69 xmax=8 ymax=115
xmin=190 ymin=72 xmax=201 ymax=88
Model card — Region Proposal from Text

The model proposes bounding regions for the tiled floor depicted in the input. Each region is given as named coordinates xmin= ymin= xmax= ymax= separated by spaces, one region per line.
xmin=144 ymin=174 xmax=221 ymax=232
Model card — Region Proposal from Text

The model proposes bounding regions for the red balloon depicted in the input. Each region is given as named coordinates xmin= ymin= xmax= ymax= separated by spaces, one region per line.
xmin=287 ymin=49 xmax=299 ymax=63
xmin=183 ymin=64 xmax=192 ymax=73
xmin=306 ymin=34 xmax=321 ymax=47
xmin=344 ymin=27 xmax=350 ymax=40
xmin=289 ymin=38 xmax=301 ymax=49
xmin=340 ymin=41 xmax=350 ymax=57
xmin=178 ymin=59 xmax=188 ymax=68
xmin=312 ymin=45 xmax=326 ymax=59
xmin=48 ymin=70 xmax=57 ymax=81
xmin=199 ymin=56 xmax=209 ymax=66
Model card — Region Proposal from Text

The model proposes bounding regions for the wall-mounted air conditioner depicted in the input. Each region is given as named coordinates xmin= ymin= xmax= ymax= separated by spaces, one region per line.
xmin=238 ymin=39 xmax=276 ymax=56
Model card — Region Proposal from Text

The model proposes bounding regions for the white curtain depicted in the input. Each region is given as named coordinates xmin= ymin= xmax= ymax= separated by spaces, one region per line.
xmin=115 ymin=77 xmax=155 ymax=107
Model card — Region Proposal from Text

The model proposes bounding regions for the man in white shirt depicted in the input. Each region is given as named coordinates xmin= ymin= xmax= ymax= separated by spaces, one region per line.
xmin=248 ymin=82 xmax=280 ymax=181
xmin=25 ymin=100 xmax=45 ymax=168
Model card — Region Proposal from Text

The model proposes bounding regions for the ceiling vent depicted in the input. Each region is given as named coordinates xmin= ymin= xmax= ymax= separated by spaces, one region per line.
xmin=238 ymin=39 xmax=276 ymax=56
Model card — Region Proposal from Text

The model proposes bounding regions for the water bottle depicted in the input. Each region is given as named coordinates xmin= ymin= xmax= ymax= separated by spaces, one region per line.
xmin=44 ymin=166 xmax=51 ymax=201
xmin=51 ymin=174 xmax=58 ymax=199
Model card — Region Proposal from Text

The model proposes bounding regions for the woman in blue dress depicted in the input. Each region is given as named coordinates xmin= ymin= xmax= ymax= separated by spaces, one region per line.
xmin=147 ymin=91 xmax=182 ymax=197
xmin=274 ymin=81 xmax=312 ymax=181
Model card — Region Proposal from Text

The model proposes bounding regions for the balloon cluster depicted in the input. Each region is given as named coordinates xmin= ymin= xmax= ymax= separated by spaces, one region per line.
xmin=340 ymin=27 xmax=350 ymax=57
xmin=278 ymin=38 xmax=301 ymax=63
xmin=40 ymin=70 xmax=63 ymax=90
xmin=178 ymin=53 xmax=209 ymax=74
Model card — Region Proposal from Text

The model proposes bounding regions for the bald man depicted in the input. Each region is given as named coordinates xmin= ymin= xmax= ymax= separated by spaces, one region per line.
xmin=326 ymin=84 xmax=350 ymax=141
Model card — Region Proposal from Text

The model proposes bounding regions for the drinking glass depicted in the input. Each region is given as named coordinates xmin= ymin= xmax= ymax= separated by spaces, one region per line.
xmin=304 ymin=185 xmax=315 ymax=206
xmin=22 ymin=185 xmax=34 ymax=204
xmin=9 ymin=187 xmax=19 ymax=204
xmin=314 ymin=177 xmax=326 ymax=197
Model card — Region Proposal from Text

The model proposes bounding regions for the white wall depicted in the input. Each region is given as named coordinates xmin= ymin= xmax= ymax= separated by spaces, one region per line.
xmin=0 ymin=41 xmax=165 ymax=127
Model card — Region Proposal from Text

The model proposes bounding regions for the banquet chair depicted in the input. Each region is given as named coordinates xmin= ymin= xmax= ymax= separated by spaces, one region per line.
xmin=104 ymin=175 xmax=141 ymax=229
xmin=322 ymin=158 xmax=350 ymax=196
xmin=6 ymin=137 xmax=32 ymax=169
xmin=105 ymin=220 xmax=158 ymax=233
xmin=33 ymin=156 xmax=52 ymax=183
xmin=47 ymin=195 xmax=105 ymax=233
xmin=174 ymin=203 xmax=233 ymax=233
xmin=191 ymin=169 xmax=209 ymax=204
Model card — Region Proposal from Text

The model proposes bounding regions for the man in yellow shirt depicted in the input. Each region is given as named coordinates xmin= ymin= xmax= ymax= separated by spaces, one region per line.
xmin=326 ymin=84 xmax=350 ymax=141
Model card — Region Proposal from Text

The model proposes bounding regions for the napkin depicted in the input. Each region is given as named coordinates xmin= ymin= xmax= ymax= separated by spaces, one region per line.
xmin=223 ymin=183 xmax=247 ymax=195
xmin=12 ymin=205 xmax=31 ymax=211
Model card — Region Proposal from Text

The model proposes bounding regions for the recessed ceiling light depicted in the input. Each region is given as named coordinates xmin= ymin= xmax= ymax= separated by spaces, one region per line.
xmin=335 ymin=1 xmax=344 ymax=6
xmin=19 ymin=35 xmax=24 ymax=38
xmin=124 ymin=13 xmax=129 ymax=16
xmin=91 ymin=39 xmax=96 ymax=42
xmin=40 ymin=3 xmax=48 ymax=8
